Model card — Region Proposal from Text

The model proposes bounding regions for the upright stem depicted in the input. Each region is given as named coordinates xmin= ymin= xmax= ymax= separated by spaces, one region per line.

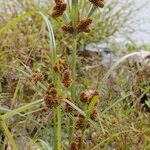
xmin=69 ymin=0 xmax=78 ymax=142
xmin=56 ymin=106 xmax=61 ymax=150
xmin=68 ymin=36 xmax=77 ymax=143
xmin=71 ymin=37 xmax=77 ymax=102
xmin=72 ymin=0 xmax=78 ymax=31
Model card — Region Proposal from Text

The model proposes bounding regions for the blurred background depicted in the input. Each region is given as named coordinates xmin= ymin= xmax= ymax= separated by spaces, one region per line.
xmin=0 ymin=0 xmax=150 ymax=45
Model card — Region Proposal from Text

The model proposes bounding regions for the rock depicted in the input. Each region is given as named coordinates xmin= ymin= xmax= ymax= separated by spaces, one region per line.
xmin=84 ymin=43 xmax=117 ymax=67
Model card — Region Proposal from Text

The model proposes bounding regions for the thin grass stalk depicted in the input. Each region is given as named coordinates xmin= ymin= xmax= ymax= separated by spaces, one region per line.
xmin=87 ymin=5 xmax=97 ymax=17
xmin=1 ymin=120 xmax=18 ymax=150
xmin=38 ymin=12 xmax=61 ymax=150
xmin=68 ymin=0 xmax=79 ymax=143
xmin=71 ymin=0 xmax=78 ymax=32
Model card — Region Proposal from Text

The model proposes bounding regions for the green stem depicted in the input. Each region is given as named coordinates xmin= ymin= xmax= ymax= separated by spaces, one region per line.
xmin=68 ymin=0 xmax=79 ymax=143
xmin=68 ymin=37 xmax=77 ymax=143
xmin=71 ymin=37 xmax=77 ymax=102
xmin=72 ymin=0 xmax=78 ymax=32
xmin=87 ymin=5 xmax=97 ymax=18
xmin=1 ymin=120 xmax=18 ymax=150
xmin=56 ymin=106 xmax=61 ymax=150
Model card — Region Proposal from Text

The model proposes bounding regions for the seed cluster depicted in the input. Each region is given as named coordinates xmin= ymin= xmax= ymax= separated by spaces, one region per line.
xmin=76 ymin=114 xmax=85 ymax=130
xmin=53 ymin=60 xmax=72 ymax=88
xmin=52 ymin=0 xmax=67 ymax=18
xmin=77 ymin=18 xmax=92 ymax=33
xmin=89 ymin=0 xmax=105 ymax=8
xmin=62 ymin=68 xmax=72 ymax=87
xmin=44 ymin=83 xmax=61 ymax=108
xmin=62 ymin=18 xmax=92 ymax=34
xmin=62 ymin=23 xmax=74 ymax=34
xmin=31 ymin=72 xmax=44 ymax=83
xmin=90 ymin=108 xmax=98 ymax=121
xmin=79 ymin=90 xmax=99 ymax=104
xmin=78 ymin=90 xmax=100 ymax=122
xmin=52 ymin=59 xmax=66 ymax=73
xmin=69 ymin=131 xmax=87 ymax=150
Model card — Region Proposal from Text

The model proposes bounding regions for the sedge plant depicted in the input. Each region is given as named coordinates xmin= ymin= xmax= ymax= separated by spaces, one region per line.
xmin=2 ymin=0 xmax=148 ymax=150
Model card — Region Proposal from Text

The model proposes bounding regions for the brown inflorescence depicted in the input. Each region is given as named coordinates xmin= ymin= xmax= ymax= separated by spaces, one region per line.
xmin=53 ymin=59 xmax=66 ymax=73
xmin=79 ymin=90 xmax=100 ymax=103
xmin=79 ymin=91 xmax=90 ymax=103
xmin=62 ymin=68 xmax=72 ymax=88
xmin=62 ymin=24 xmax=74 ymax=34
xmin=90 ymin=108 xmax=98 ymax=121
xmin=77 ymin=18 xmax=92 ymax=33
xmin=89 ymin=0 xmax=105 ymax=8
xmin=44 ymin=83 xmax=61 ymax=108
xmin=52 ymin=0 xmax=67 ymax=17
xmin=31 ymin=72 xmax=44 ymax=83
xmin=62 ymin=18 xmax=92 ymax=34
xmin=76 ymin=114 xmax=85 ymax=130
xmin=69 ymin=141 xmax=79 ymax=150
xmin=46 ymin=87 xmax=57 ymax=97
xmin=69 ymin=131 xmax=87 ymax=149
xmin=44 ymin=94 xmax=61 ymax=108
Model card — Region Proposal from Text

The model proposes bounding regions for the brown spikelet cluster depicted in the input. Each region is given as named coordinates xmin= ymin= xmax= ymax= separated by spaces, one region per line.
xmin=79 ymin=90 xmax=100 ymax=103
xmin=76 ymin=114 xmax=85 ymax=129
xmin=77 ymin=18 xmax=92 ymax=33
xmin=52 ymin=0 xmax=67 ymax=17
xmin=65 ymin=96 xmax=74 ymax=113
xmin=31 ymin=72 xmax=44 ymax=83
xmin=52 ymin=60 xmax=72 ymax=88
xmin=44 ymin=83 xmax=61 ymax=108
xmin=90 ymin=108 xmax=98 ymax=121
xmin=53 ymin=59 xmax=65 ymax=73
xmin=62 ymin=24 xmax=74 ymax=34
xmin=69 ymin=141 xmax=78 ymax=150
xmin=62 ymin=18 xmax=92 ymax=34
xmin=62 ymin=68 xmax=72 ymax=88
xmin=69 ymin=131 xmax=87 ymax=150
xmin=89 ymin=0 xmax=105 ymax=8
xmin=79 ymin=91 xmax=91 ymax=103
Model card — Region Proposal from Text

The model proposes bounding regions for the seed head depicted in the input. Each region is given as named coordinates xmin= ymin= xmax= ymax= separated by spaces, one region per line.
xmin=76 ymin=114 xmax=85 ymax=129
xmin=77 ymin=18 xmax=92 ymax=33
xmin=69 ymin=141 xmax=78 ymax=150
xmin=44 ymin=94 xmax=61 ymax=108
xmin=52 ymin=1 xmax=67 ymax=18
xmin=31 ymin=72 xmax=44 ymax=83
xmin=79 ymin=91 xmax=90 ymax=103
xmin=62 ymin=24 xmax=74 ymax=34
xmin=70 ymin=132 xmax=87 ymax=149
xmin=46 ymin=87 xmax=57 ymax=97
xmin=53 ymin=60 xmax=66 ymax=73
xmin=62 ymin=68 xmax=72 ymax=87
xmin=90 ymin=109 xmax=98 ymax=121
xmin=89 ymin=0 xmax=105 ymax=8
